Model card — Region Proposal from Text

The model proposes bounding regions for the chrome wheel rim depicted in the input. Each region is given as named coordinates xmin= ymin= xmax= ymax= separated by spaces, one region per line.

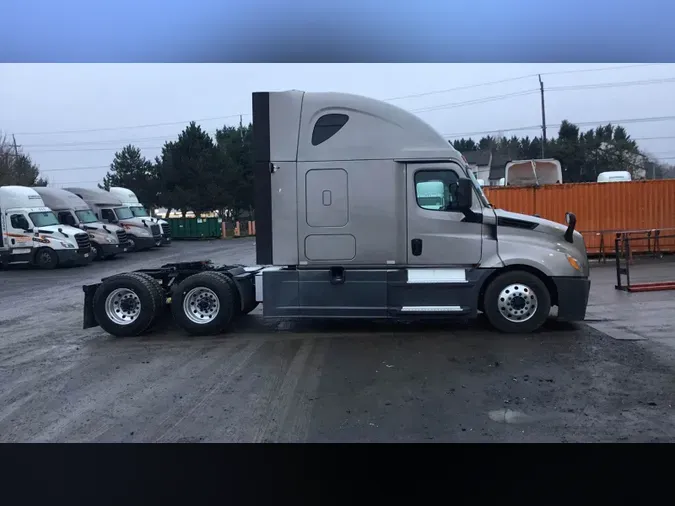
xmin=183 ymin=287 xmax=220 ymax=324
xmin=91 ymin=245 xmax=98 ymax=258
xmin=105 ymin=288 xmax=142 ymax=325
xmin=497 ymin=283 xmax=538 ymax=323
xmin=40 ymin=251 xmax=52 ymax=264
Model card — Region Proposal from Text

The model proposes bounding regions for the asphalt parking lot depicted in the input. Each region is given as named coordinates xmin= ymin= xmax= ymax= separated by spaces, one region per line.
xmin=1 ymin=238 xmax=674 ymax=442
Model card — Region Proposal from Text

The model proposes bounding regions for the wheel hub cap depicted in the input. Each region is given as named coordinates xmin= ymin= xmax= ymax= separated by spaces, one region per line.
xmin=105 ymin=288 xmax=142 ymax=325
xmin=497 ymin=284 xmax=538 ymax=323
xmin=183 ymin=287 xmax=220 ymax=324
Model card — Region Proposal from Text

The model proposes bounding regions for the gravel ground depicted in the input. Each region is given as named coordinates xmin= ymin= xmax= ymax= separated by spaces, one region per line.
xmin=1 ymin=238 xmax=674 ymax=442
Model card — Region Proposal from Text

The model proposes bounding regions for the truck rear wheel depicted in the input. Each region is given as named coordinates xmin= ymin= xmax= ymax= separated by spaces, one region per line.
xmin=126 ymin=272 xmax=166 ymax=330
xmin=171 ymin=272 xmax=238 ymax=336
xmin=34 ymin=247 xmax=58 ymax=270
xmin=483 ymin=271 xmax=551 ymax=333
xmin=93 ymin=273 xmax=159 ymax=337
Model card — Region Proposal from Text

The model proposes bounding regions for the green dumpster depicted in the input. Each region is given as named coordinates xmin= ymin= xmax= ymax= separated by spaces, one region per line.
xmin=167 ymin=217 xmax=222 ymax=239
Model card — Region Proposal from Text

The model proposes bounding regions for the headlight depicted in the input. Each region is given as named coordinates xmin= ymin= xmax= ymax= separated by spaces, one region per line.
xmin=136 ymin=227 xmax=151 ymax=237
xmin=105 ymin=237 xmax=116 ymax=244
xmin=60 ymin=241 xmax=75 ymax=249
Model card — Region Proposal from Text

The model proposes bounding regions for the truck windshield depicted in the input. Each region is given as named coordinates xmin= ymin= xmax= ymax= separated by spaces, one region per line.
xmin=114 ymin=207 xmax=134 ymax=219
xmin=75 ymin=209 xmax=98 ymax=224
xmin=29 ymin=211 xmax=60 ymax=227
xmin=130 ymin=206 xmax=150 ymax=217
xmin=467 ymin=169 xmax=492 ymax=208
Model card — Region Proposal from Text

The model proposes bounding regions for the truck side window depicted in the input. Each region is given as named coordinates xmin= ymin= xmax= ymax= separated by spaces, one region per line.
xmin=101 ymin=209 xmax=115 ymax=222
xmin=10 ymin=214 xmax=30 ymax=230
xmin=414 ymin=169 xmax=460 ymax=212
xmin=58 ymin=211 xmax=75 ymax=226
xmin=311 ymin=114 xmax=349 ymax=146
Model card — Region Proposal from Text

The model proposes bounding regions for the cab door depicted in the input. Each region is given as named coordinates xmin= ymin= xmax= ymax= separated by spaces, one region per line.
xmin=406 ymin=162 xmax=483 ymax=266
xmin=6 ymin=212 xmax=33 ymax=252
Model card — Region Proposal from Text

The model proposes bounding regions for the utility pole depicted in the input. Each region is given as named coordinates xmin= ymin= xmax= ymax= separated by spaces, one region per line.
xmin=12 ymin=134 xmax=19 ymax=166
xmin=239 ymin=114 xmax=244 ymax=144
xmin=538 ymin=75 xmax=547 ymax=159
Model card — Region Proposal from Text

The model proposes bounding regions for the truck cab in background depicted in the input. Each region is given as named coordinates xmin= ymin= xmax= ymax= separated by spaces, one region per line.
xmin=107 ymin=187 xmax=171 ymax=245
xmin=31 ymin=186 xmax=129 ymax=260
xmin=0 ymin=186 xmax=92 ymax=269
xmin=64 ymin=187 xmax=162 ymax=251
xmin=597 ymin=171 xmax=632 ymax=182
xmin=504 ymin=159 xmax=563 ymax=186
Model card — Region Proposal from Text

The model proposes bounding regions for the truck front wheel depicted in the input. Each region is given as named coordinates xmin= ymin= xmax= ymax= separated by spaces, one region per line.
xmin=483 ymin=271 xmax=551 ymax=333
xmin=126 ymin=235 xmax=138 ymax=252
xmin=34 ymin=247 xmax=58 ymax=270
xmin=171 ymin=272 xmax=238 ymax=336
xmin=92 ymin=273 xmax=159 ymax=337
xmin=90 ymin=242 xmax=103 ymax=261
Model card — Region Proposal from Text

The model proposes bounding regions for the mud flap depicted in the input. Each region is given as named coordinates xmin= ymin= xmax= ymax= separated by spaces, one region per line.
xmin=82 ymin=283 xmax=100 ymax=329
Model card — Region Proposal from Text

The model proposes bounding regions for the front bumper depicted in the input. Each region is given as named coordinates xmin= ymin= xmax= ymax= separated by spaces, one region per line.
xmin=100 ymin=243 xmax=126 ymax=256
xmin=57 ymin=249 xmax=92 ymax=266
xmin=130 ymin=235 xmax=160 ymax=250
xmin=552 ymin=276 xmax=591 ymax=321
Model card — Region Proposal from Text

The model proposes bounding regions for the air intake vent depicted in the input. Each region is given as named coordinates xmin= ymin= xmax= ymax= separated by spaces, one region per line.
xmin=116 ymin=229 xmax=128 ymax=247
xmin=75 ymin=233 xmax=91 ymax=253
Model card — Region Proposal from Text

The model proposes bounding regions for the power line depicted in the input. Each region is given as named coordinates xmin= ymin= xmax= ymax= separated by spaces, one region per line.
xmin=30 ymin=146 xmax=165 ymax=153
xmin=40 ymin=145 xmax=675 ymax=176
xmin=40 ymin=165 xmax=108 ymax=172
xmin=16 ymin=73 xmax=675 ymax=151
xmin=410 ymin=89 xmax=539 ymax=114
xmin=13 ymin=114 xmax=249 ymax=137
xmin=445 ymin=115 xmax=675 ymax=138
xmin=11 ymin=64 xmax=668 ymax=138
xmin=383 ymin=63 xmax=665 ymax=101
xmin=634 ymin=135 xmax=675 ymax=141
xmin=548 ymin=76 xmax=675 ymax=92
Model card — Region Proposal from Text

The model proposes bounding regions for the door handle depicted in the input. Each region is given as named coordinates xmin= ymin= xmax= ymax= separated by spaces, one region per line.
xmin=411 ymin=238 xmax=423 ymax=256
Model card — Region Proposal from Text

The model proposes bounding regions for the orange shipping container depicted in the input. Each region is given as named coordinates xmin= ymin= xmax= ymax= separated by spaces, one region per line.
xmin=484 ymin=180 xmax=675 ymax=255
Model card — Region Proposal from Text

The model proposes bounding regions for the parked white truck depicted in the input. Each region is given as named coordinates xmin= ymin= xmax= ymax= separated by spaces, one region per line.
xmin=81 ymin=90 xmax=591 ymax=337
xmin=31 ymin=186 xmax=129 ymax=260
xmin=107 ymin=187 xmax=171 ymax=245
xmin=65 ymin=187 xmax=162 ymax=251
xmin=0 ymin=186 xmax=92 ymax=269
xmin=504 ymin=159 xmax=563 ymax=186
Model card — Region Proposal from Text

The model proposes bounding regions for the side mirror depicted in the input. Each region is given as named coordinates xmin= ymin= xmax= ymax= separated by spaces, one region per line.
xmin=32 ymin=226 xmax=39 ymax=234
xmin=455 ymin=178 xmax=474 ymax=210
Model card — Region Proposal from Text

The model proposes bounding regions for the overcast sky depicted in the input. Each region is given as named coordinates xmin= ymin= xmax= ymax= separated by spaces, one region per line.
xmin=1 ymin=63 xmax=674 ymax=187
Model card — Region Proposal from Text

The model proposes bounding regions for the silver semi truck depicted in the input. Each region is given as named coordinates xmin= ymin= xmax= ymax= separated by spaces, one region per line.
xmin=65 ymin=187 xmax=162 ymax=251
xmin=107 ymin=187 xmax=171 ymax=245
xmin=32 ymin=186 xmax=130 ymax=260
xmin=81 ymin=90 xmax=590 ymax=337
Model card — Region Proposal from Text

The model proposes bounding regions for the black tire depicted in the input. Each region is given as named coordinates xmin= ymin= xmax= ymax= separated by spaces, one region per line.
xmin=126 ymin=235 xmax=138 ymax=252
xmin=34 ymin=247 xmax=58 ymax=270
xmin=91 ymin=242 xmax=104 ymax=261
xmin=171 ymin=271 xmax=238 ymax=336
xmin=482 ymin=270 xmax=551 ymax=333
xmin=126 ymin=272 xmax=166 ymax=330
xmin=92 ymin=273 xmax=159 ymax=337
